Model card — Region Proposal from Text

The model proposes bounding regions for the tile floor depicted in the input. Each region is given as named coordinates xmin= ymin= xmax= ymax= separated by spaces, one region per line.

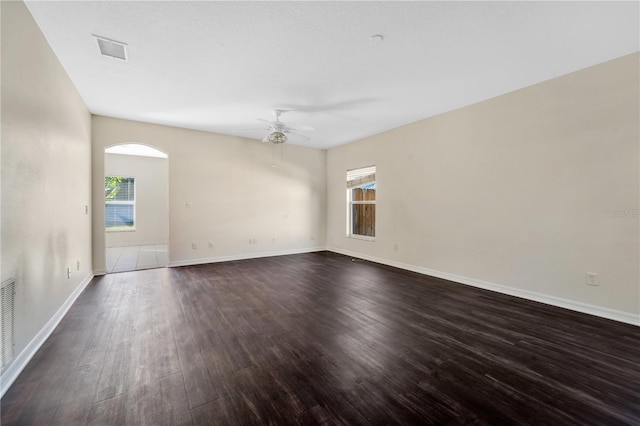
xmin=106 ymin=244 xmax=168 ymax=273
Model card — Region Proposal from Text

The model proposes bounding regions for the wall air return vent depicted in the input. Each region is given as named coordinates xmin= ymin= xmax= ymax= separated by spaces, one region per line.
xmin=1 ymin=278 xmax=15 ymax=372
xmin=94 ymin=35 xmax=128 ymax=61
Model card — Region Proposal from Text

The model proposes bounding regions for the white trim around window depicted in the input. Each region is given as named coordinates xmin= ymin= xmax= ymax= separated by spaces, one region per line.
xmin=346 ymin=166 xmax=376 ymax=239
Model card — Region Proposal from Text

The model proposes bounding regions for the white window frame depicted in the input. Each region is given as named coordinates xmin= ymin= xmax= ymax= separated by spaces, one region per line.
xmin=346 ymin=166 xmax=376 ymax=241
xmin=105 ymin=176 xmax=136 ymax=232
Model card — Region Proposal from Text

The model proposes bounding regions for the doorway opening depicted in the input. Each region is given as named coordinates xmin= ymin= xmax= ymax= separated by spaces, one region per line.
xmin=104 ymin=144 xmax=169 ymax=273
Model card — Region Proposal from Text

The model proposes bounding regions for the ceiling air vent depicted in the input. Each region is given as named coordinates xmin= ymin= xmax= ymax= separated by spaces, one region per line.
xmin=94 ymin=35 xmax=127 ymax=61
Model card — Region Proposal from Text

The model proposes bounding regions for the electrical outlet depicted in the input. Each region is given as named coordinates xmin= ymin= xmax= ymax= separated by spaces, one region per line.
xmin=208 ymin=242 xmax=215 ymax=249
xmin=191 ymin=243 xmax=197 ymax=250
xmin=586 ymin=272 xmax=599 ymax=286
xmin=393 ymin=244 xmax=398 ymax=252
xmin=77 ymin=260 xmax=80 ymax=270
xmin=272 ymin=238 xmax=276 ymax=243
xmin=67 ymin=267 xmax=71 ymax=279
xmin=84 ymin=205 xmax=89 ymax=214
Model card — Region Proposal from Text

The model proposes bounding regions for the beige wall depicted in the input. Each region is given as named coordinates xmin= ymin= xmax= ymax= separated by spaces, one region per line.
xmin=92 ymin=116 xmax=326 ymax=272
xmin=1 ymin=0 xmax=92 ymax=361
xmin=327 ymin=53 xmax=639 ymax=317
xmin=104 ymin=153 xmax=169 ymax=247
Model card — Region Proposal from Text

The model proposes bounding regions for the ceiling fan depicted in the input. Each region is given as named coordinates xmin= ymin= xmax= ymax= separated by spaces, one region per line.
xmin=237 ymin=110 xmax=314 ymax=144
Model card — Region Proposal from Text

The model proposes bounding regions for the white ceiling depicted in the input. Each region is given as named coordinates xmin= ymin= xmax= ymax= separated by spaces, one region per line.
xmin=25 ymin=1 xmax=639 ymax=149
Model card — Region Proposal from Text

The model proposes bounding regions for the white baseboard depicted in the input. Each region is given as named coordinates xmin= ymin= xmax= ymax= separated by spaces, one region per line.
xmin=168 ymin=246 xmax=327 ymax=268
xmin=93 ymin=268 xmax=107 ymax=276
xmin=105 ymin=241 xmax=166 ymax=248
xmin=0 ymin=272 xmax=95 ymax=398
xmin=328 ymin=247 xmax=639 ymax=326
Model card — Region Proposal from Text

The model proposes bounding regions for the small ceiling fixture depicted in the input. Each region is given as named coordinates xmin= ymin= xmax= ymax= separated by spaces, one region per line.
xmin=369 ymin=34 xmax=384 ymax=44
xmin=93 ymin=35 xmax=128 ymax=61
xmin=266 ymin=131 xmax=288 ymax=144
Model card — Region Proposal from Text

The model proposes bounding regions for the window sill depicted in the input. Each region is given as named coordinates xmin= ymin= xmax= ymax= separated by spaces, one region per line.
xmin=347 ymin=234 xmax=376 ymax=242
xmin=106 ymin=227 xmax=136 ymax=233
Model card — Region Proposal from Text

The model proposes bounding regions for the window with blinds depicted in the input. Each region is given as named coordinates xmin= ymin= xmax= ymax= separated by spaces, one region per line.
xmin=347 ymin=166 xmax=376 ymax=238
xmin=105 ymin=176 xmax=136 ymax=231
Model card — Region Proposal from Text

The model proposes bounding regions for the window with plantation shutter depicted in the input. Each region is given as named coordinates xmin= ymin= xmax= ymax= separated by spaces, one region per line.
xmin=347 ymin=166 xmax=376 ymax=239
xmin=105 ymin=176 xmax=136 ymax=231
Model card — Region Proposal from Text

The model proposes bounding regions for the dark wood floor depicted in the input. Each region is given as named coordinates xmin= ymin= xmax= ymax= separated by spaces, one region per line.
xmin=1 ymin=251 xmax=639 ymax=425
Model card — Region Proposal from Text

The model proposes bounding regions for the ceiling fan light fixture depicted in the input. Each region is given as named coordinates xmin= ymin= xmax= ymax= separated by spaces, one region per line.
xmin=266 ymin=131 xmax=287 ymax=144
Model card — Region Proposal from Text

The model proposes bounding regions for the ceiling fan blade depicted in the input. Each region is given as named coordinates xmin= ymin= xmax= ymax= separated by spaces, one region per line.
xmin=288 ymin=125 xmax=314 ymax=132
xmin=233 ymin=127 xmax=270 ymax=132
xmin=280 ymin=98 xmax=380 ymax=114
xmin=286 ymin=131 xmax=311 ymax=141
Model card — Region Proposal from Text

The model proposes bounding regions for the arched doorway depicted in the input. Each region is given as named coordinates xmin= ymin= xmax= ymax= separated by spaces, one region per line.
xmin=104 ymin=144 xmax=169 ymax=273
